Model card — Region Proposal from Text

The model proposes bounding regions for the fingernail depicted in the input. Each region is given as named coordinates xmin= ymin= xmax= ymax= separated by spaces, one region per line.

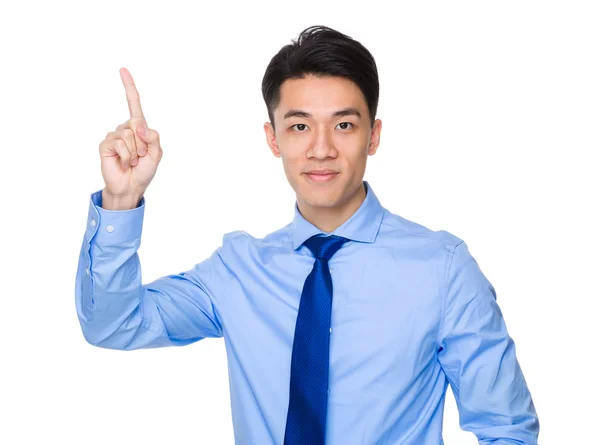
xmin=131 ymin=157 xmax=139 ymax=166
xmin=138 ymin=146 xmax=147 ymax=156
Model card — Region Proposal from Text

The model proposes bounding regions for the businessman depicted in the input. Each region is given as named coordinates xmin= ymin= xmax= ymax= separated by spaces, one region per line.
xmin=75 ymin=25 xmax=540 ymax=444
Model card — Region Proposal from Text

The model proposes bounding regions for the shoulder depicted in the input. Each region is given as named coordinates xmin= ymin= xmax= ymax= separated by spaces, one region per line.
xmin=380 ymin=207 xmax=465 ymax=253
xmin=378 ymin=209 xmax=464 ymax=263
xmin=218 ymin=224 xmax=293 ymax=262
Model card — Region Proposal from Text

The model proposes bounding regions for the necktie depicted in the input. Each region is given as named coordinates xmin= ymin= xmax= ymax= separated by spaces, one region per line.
xmin=284 ymin=234 xmax=350 ymax=445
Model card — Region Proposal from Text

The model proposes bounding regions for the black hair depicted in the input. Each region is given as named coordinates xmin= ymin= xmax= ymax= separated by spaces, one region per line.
xmin=261 ymin=25 xmax=379 ymax=132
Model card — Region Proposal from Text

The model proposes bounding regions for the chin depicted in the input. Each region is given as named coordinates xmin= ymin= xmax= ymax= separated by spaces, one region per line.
xmin=305 ymin=199 xmax=338 ymax=209
xmin=290 ymin=173 xmax=347 ymax=204
xmin=298 ymin=188 xmax=342 ymax=209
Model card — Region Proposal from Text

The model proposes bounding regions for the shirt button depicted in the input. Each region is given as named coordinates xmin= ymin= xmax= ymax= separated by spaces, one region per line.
xmin=106 ymin=225 xmax=114 ymax=233
xmin=85 ymin=268 xmax=90 ymax=275
xmin=329 ymin=327 xmax=332 ymax=333
xmin=90 ymin=219 xmax=96 ymax=227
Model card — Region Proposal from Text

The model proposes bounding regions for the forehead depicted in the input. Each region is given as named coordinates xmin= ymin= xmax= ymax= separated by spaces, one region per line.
xmin=277 ymin=75 xmax=367 ymax=115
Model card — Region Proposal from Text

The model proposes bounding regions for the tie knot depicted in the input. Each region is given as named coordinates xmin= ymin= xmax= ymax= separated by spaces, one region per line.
xmin=303 ymin=234 xmax=349 ymax=261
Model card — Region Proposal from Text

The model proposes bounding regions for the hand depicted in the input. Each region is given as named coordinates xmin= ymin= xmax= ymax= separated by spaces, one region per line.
xmin=99 ymin=67 xmax=163 ymax=202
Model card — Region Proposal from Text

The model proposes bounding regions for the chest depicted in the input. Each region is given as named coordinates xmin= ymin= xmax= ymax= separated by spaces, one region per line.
xmin=223 ymin=246 xmax=443 ymax=402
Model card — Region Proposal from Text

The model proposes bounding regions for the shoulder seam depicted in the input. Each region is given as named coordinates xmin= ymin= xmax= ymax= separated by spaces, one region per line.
xmin=436 ymin=240 xmax=465 ymax=349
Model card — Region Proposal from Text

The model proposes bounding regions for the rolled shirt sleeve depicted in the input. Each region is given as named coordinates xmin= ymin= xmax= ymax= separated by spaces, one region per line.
xmin=436 ymin=240 xmax=540 ymax=444
xmin=75 ymin=190 xmax=229 ymax=350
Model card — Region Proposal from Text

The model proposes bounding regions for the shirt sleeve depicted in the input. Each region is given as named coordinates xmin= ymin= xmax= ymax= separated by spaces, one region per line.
xmin=74 ymin=189 xmax=229 ymax=350
xmin=436 ymin=240 xmax=540 ymax=444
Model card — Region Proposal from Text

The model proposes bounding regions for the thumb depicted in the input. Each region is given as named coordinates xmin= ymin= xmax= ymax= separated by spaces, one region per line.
xmin=136 ymin=124 xmax=160 ymax=154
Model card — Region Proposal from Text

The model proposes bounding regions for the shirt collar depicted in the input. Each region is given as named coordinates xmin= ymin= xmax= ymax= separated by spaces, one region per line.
xmin=291 ymin=180 xmax=385 ymax=250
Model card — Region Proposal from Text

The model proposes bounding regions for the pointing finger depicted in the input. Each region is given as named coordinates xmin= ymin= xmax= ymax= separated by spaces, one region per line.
xmin=120 ymin=67 xmax=146 ymax=121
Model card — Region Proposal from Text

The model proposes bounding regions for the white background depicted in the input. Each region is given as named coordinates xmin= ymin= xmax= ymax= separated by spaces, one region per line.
xmin=1 ymin=1 xmax=598 ymax=444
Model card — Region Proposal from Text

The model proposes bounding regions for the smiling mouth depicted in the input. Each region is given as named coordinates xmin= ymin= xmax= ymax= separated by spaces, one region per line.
xmin=304 ymin=172 xmax=339 ymax=183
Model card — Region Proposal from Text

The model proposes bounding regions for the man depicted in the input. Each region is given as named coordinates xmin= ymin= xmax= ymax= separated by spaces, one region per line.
xmin=75 ymin=25 xmax=539 ymax=444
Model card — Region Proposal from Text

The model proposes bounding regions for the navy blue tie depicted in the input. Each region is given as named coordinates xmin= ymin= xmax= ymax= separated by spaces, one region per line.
xmin=284 ymin=234 xmax=350 ymax=445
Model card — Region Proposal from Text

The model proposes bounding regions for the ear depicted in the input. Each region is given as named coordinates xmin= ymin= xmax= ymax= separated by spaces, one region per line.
xmin=264 ymin=122 xmax=281 ymax=158
xmin=367 ymin=119 xmax=382 ymax=156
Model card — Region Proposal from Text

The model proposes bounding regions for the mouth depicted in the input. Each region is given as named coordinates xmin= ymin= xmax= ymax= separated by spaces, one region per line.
xmin=304 ymin=172 xmax=339 ymax=183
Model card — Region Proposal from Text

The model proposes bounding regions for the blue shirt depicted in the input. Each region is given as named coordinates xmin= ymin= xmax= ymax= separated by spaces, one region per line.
xmin=75 ymin=180 xmax=539 ymax=444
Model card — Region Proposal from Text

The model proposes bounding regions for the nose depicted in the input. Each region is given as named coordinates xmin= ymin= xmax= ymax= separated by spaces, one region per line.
xmin=308 ymin=125 xmax=337 ymax=159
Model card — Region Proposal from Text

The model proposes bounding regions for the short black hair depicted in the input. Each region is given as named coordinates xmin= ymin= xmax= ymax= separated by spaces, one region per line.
xmin=261 ymin=25 xmax=379 ymax=132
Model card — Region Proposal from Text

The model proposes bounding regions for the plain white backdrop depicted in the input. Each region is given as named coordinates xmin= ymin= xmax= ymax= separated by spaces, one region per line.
xmin=0 ymin=1 xmax=598 ymax=443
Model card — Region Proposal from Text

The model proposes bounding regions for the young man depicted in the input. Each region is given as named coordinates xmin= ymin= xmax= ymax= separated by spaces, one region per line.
xmin=76 ymin=25 xmax=539 ymax=445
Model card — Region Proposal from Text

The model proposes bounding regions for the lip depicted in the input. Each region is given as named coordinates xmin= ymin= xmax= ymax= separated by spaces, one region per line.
xmin=304 ymin=172 xmax=339 ymax=183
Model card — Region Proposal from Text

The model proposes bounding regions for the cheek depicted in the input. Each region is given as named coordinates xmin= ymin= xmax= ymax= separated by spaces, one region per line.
xmin=280 ymin=156 xmax=303 ymax=177
xmin=279 ymin=146 xmax=304 ymax=165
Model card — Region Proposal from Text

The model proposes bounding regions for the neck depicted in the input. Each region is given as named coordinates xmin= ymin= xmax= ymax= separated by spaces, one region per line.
xmin=297 ymin=182 xmax=367 ymax=233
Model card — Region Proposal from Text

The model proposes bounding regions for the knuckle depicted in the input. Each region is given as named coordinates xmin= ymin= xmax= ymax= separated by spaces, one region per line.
xmin=122 ymin=127 xmax=134 ymax=139
xmin=122 ymin=120 xmax=134 ymax=132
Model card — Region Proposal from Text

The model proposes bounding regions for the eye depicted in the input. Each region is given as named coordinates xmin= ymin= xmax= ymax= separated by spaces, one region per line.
xmin=290 ymin=122 xmax=354 ymax=132
xmin=290 ymin=123 xmax=308 ymax=132
xmin=336 ymin=122 xmax=354 ymax=130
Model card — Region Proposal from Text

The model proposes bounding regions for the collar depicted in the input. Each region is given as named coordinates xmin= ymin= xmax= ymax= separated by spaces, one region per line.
xmin=291 ymin=180 xmax=385 ymax=250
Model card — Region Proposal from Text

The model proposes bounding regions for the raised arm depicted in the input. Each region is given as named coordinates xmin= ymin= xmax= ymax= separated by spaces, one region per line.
xmin=75 ymin=68 xmax=228 ymax=350
xmin=75 ymin=190 xmax=229 ymax=349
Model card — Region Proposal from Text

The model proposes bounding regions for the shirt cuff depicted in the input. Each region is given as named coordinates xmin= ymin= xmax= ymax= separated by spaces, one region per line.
xmin=84 ymin=189 xmax=146 ymax=245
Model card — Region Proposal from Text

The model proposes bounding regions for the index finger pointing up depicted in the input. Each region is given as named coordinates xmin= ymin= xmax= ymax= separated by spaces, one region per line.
xmin=120 ymin=67 xmax=146 ymax=121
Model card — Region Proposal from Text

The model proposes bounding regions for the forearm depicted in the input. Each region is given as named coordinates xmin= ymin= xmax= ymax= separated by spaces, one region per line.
xmin=75 ymin=189 xmax=224 ymax=350
xmin=75 ymin=229 xmax=173 ymax=350
xmin=75 ymin=189 xmax=168 ymax=349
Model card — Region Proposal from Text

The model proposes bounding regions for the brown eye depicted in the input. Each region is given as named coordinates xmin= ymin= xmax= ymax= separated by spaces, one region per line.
xmin=336 ymin=122 xmax=354 ymax=130
xmin=291 ymin=124 xmax=308 ymax=132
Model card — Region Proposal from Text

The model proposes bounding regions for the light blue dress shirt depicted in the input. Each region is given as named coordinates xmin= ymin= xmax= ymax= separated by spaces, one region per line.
xmin=75 ymin=180 xmax=539 ymax=444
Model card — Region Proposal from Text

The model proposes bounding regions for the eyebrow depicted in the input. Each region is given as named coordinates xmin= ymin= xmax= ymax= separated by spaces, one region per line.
xmin=283 ymin=107 xmax=362 ymax=120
